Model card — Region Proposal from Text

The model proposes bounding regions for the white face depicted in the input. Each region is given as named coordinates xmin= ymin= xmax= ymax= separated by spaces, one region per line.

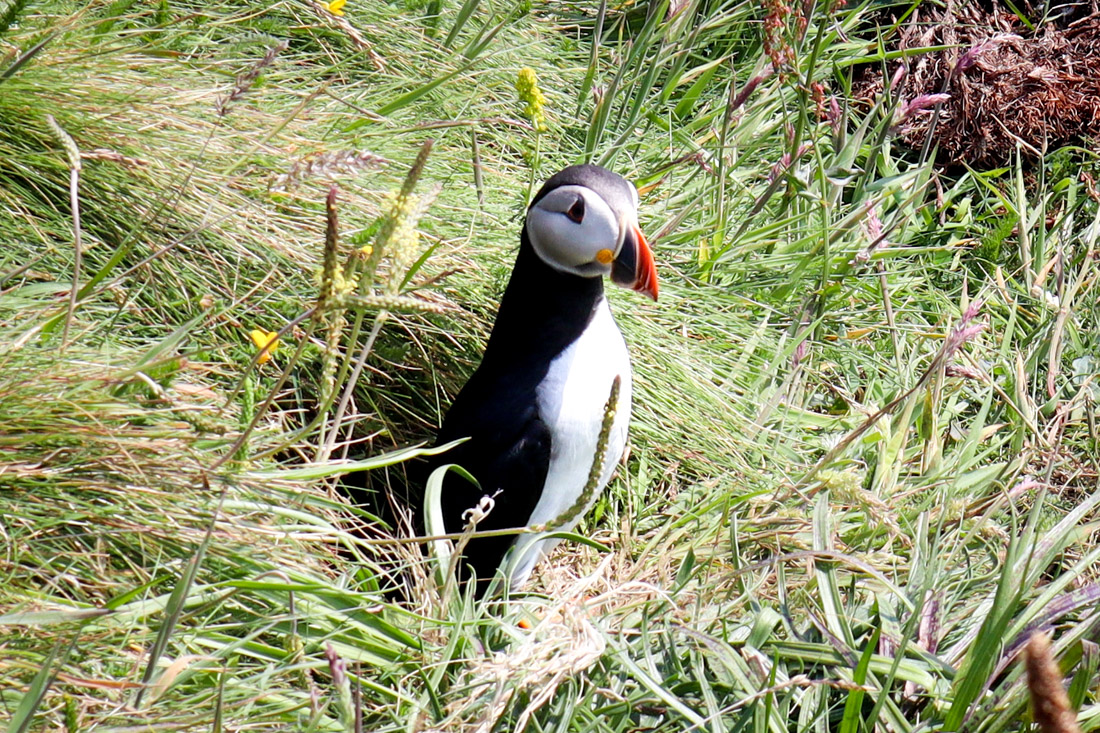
xmin=526 ymin=185 xmax=633 ymax=278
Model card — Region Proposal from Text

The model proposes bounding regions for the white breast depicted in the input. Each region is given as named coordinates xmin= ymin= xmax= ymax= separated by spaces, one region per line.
xmin=508 ymin=298 xmax=631 ymax=587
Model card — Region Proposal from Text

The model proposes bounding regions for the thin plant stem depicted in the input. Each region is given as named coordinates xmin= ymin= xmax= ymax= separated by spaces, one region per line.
xmin=320 ymin=310 xmax=389 ymax=462
xmin=46 ymin=115 xmax=82 ymax=350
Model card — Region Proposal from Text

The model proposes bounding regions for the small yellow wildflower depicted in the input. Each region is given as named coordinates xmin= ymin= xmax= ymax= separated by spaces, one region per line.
xmin=321 ymin=0 xmax=346 ymax=16
xmin=249 ymin=329 xmax=279 ymax=365
xmin=515 ymin=67 xmax=547 ymax=133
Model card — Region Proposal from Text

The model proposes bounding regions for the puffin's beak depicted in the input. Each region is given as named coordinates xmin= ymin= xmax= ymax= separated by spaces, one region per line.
xmin=611 ymin=223 xmax=659 ymax=301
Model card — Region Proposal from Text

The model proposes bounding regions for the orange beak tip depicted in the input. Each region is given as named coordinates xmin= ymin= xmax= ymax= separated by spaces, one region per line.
xmin=633 ymin=225 xmax=659 ymax=302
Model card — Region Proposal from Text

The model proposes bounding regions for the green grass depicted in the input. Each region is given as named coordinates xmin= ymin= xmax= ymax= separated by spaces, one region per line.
xmin=1 ymin=0 xmax=1099 ymax=730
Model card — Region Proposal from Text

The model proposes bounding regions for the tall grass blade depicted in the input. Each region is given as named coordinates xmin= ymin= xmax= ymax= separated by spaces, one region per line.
xmin=8 ymin=638 xmax=74 ymax=733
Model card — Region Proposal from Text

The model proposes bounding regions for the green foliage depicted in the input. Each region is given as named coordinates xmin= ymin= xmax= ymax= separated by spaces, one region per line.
xmin=1 ymin=0 xmax=1099 ymax=731
xmin=975 ymin=209 xmax=1018 ymax=270
xmin=0 ymin=0 xmax=29 ymax=38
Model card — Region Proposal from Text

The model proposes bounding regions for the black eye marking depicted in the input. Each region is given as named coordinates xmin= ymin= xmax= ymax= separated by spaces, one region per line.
xmin=565 ymin=196 xmax=585 ymax=223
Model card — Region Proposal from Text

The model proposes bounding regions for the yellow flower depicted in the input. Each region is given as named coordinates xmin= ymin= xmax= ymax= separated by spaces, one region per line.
xmin=322 ymin=0 xmax=346 ymax=16
xmin=516 ymin=67 xmax=547 ymax=133
xmin=249 ymin=329 xmax=279 ymax=365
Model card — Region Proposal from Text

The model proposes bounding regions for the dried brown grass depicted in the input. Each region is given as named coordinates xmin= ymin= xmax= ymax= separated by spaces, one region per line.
xmin=859 ymin=4 xmax=1100 ymax=166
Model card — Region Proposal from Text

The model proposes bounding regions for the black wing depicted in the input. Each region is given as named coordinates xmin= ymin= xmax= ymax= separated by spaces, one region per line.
xmin=425 ymin=371 xmax=552 ymax=594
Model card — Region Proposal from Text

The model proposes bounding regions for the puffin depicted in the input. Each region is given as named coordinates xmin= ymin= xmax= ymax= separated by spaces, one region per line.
xmin=427 ymin=164 xmax=657 ymax=595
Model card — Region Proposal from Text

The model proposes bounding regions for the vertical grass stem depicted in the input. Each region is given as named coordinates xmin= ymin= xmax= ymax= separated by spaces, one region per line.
xmin=46 ymin=115 xmax=82 ymax=350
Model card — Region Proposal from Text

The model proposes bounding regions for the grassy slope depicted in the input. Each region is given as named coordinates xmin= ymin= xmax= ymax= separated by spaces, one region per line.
xmin=1 ymin=1 xmax=1099 ymax=731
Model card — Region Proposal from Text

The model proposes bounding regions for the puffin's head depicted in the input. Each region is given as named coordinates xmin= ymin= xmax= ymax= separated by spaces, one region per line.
xmin=524 ymin=164 xmax=658 ymax=301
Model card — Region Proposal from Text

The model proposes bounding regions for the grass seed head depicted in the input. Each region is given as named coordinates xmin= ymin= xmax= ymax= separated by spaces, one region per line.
xmin=217 ymin=41 xmax=288 ymax=117
xmin=1026 ymin=632 xmax=1082 ymax=733
xmin=269 ymin=149 xmax=388 ymax=193
xmin=46 ymin=114 xmax=81 ymax=172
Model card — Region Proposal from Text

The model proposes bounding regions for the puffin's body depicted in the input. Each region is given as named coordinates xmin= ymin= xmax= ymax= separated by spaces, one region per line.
xmin=427 ymin=164 xmax=657 ymax=595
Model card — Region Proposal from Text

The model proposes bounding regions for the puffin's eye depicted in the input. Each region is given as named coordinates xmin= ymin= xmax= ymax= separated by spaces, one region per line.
xmin=565 ymin=197 xmax=585 ymax=223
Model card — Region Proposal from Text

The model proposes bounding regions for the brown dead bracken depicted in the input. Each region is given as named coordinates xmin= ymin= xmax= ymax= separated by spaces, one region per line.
xmin=1026 ymin=631 xmax=1082 ymax=733
xmin=857 ymin=2 xmax=1100 ymax=167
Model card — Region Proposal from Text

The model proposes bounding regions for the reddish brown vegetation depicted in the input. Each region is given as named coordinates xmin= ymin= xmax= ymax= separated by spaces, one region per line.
xmin=859 ymin=3 xmax=1100 ymax=167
